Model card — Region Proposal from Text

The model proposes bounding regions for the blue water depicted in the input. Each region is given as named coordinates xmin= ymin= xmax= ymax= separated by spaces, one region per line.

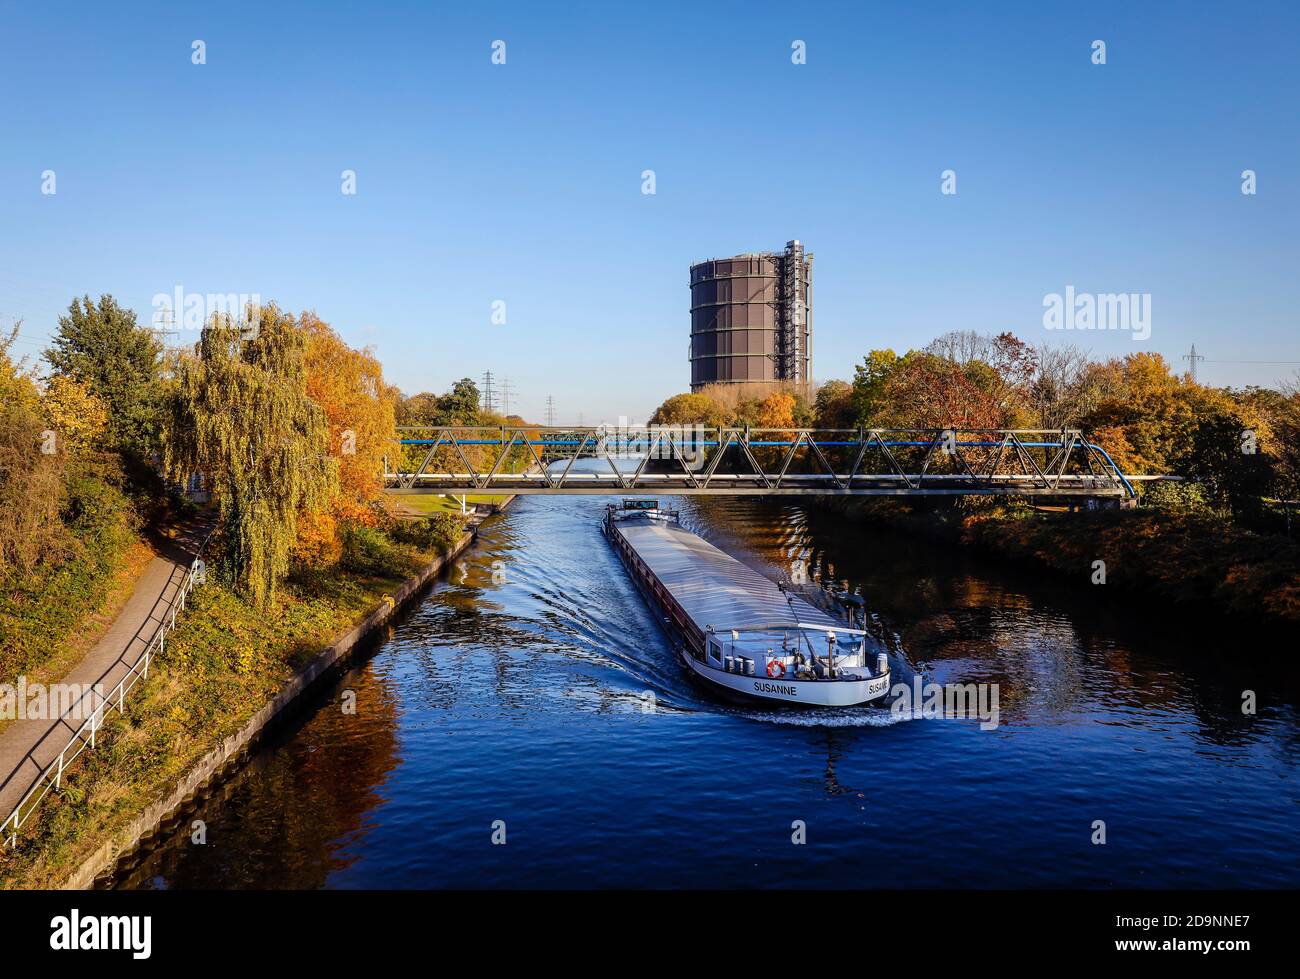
xmin=110 ymin=497 xmax=1300 ymax=888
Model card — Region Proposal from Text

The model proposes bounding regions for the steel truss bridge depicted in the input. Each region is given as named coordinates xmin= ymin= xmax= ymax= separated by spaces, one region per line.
xmin=386 ymin=426 xmax=1139 ymax=498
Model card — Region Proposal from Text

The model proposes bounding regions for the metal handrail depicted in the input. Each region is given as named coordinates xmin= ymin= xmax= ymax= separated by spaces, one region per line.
xmin=1 ymin=526 xmax=215 ymax=849
xmin=384 ymin=425 xmax=1140 ymax=498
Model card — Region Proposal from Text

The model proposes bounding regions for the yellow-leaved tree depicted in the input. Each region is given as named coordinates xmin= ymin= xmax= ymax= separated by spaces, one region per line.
xmin=42 ymin=374 xmax=109 ymax=454
xmin=2 ymin=328 xmax=67 ymax=574
xmin=754 ymin=392 xmax=797 ymax=428
xmin=296 ymin=313 xmax=398 ymax=568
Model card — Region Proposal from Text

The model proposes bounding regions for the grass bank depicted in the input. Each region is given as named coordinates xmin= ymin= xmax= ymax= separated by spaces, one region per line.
xmin=827 ymin=500 xmax=1300 ymax=628
xmin=0 ymin=518 xmax=466 ymax=889
xmin=388 ymin=492 xmax=509 ymax=516
xmin=0 ymin=460 xmax=147 ymax=690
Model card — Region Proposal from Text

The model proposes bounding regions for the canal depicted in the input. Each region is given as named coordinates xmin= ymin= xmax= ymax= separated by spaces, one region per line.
xmin=108 ymin=497 xmax=1300 ymax=888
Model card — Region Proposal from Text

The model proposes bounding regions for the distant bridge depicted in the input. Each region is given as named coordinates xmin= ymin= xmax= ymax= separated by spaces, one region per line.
xmin=385 ymin=426 xmax=1141 ymax=498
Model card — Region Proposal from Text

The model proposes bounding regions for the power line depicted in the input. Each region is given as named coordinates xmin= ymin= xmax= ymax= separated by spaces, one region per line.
xmin=145 ymin=307 xmax=180 ymax=349
xmin=1182 ymin=343 xmax=1204 ymax=383
xmin=544 ymin=395 xmax=556 ymax=426
xmin=480 ymin=370 xmax=497 ymax=415
xmin=1202 ymin=359 xmax=1300 ymax=365
xmin=499 ymin=376 xmax=516 ymax=418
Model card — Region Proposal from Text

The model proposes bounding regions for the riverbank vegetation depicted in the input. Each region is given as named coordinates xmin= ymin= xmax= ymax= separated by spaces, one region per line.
xmin=1 ymin=316 xmax=159 ymax=685
xmin=0 ymin=514 xmax=458 ymax=888
xmin=826 ymin=500 xmax=1300 ymax=627
xmin=2 ymin=300 xmax=490 ymax=686
xmin=2 ymin=297 xmax=504 ymax=881
xmin=650 ymin=330 xmax=1300 ymax=622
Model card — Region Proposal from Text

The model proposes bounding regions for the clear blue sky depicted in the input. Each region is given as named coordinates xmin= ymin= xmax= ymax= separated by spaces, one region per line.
xmin=2 ymin=0 xmax=1297 ymax=423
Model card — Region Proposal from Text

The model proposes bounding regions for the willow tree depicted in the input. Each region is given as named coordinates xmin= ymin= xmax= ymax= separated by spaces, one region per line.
xmin=165 ymin=306 xmax=336 ymax=607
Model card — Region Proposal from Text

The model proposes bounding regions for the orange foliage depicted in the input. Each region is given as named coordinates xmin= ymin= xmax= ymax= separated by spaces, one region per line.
xmin=961 ymin=509 xmax=1300 ymax=626
xmin=292 ymin=507 xmax=342 ymax=569
xmin=879 ymin=355 xmax=1005 ymax=429
xmin=1089 ymin=424 xmax=1138 ymax=475
xmin=295 ymin=313 xmax=398 ymax=565
xmin=1122 ymin=352 xmax=1180 ymax=398
xmin=755 ymin=392 xmax=796 ymax=428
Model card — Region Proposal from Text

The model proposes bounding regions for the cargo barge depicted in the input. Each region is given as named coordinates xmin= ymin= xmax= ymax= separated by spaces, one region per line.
xmin=604 ymin=500 xmax=892 ymax=707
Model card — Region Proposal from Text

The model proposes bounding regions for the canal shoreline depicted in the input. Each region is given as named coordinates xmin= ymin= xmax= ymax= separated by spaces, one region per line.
xmin=808 ymin=498 xmax=1300 ymax=631
xmin=104 ymin=493 xmax=1300 ymax=890
xmin=49 ymin=494 xmax=1295 ymax=888
xmin=63 ymin=498 xmax=516 ymax=890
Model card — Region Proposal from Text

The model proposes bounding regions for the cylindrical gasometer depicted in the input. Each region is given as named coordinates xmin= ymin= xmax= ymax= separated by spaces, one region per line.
xmin=689 ymin=253 xmax=780 ymax=389
xmin=689 ymin=242 xmax=811 ymax=391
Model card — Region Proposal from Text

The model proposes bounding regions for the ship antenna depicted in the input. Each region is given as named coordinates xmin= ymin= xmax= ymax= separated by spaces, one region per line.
xmin=780 ymin=587 xmax=818 ymax=659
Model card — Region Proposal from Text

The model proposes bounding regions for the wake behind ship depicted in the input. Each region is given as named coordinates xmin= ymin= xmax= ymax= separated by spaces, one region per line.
xmin=604 ymin=501 xmax=891 ymax=707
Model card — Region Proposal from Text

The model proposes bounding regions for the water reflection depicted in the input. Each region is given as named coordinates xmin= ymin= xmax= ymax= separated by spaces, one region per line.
xmin=109 ymin=496 xmax=1300 ymax=889
xmin=114 ymin=662 xmax=401 ymax=889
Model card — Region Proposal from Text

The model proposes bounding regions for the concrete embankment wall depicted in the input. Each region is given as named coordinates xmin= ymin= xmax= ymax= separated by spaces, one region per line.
xmin=65 ymin=500 xmax=514 ymax=890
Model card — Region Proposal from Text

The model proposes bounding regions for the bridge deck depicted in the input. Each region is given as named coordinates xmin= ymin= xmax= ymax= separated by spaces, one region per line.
xmin=386 ymin=473 xmax=1129 ymax=496
xmin=385 ymin=426 xmax=1139 ymax=498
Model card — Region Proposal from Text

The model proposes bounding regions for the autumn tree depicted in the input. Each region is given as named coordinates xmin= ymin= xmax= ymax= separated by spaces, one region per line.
xmin=813 ymin=380 xmax=856 ymax=428
xmin=853 ymin=350 xmax=1004 ymax=429
xmin=293 ymin=313 xmax=397 ymax=567
xmin=300 ymin=313 xmax=396 ymax=517
xmin=925 ymin=331 xmax=1037 ymax=425
xmin=1185 ymin=408 xmax=1275 ymax=514
xmin=885 ymin=354 xmax=1006 ymax=428
xmin=165 ymin=306 xmax=336 ymax=607
xmin=649 ymin=392 xmax=729 ymax=428
xmin=0 ymin=327 xmax=66 ymax=573
xmin=1081 ymin=353 xmax=1210 ymax=475
xmin=42 ymin=375 xmax=109 ymax=454
xmin=830 ymin=332 xmax=1288 ymax=515
xmin=1074 ymin=353 xmax=1281 ymax=508
xmin=754 ymin=391 xmax=797 ymax=428
xmin=1267 ymin=377 xmax=1300 ymax=501
xmin=45 ymin=295 xmax=162 ymax=457
xmin=851 ymin=349 xmax=900 ymax=425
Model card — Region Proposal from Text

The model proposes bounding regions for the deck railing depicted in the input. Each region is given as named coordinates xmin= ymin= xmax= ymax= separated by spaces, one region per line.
xmin=1 ymin=527 xmax=215 ymax=850
xmin=385 ymin=426 xmax=1139 ymax=498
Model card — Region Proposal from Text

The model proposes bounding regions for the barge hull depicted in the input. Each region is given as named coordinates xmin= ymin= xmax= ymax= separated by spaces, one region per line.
xmin=681 ymin=653 xmax=891 ymax=706
xmin=604 ymin=508 xmax=890 ymax=708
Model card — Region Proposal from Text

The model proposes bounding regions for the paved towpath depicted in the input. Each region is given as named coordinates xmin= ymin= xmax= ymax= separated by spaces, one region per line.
xmin=0 ymin=518 xmax=213 ymax=828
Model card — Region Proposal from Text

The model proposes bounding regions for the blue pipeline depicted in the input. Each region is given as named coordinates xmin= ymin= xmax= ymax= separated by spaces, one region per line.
xmin=397 ymin=436 xmax=1138 ymax=496
xmin=1085 ymin=443 xmax=1137 ymax=496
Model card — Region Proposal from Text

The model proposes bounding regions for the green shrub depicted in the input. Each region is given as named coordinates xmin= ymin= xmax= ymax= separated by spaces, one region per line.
xmin=390 ymin=513 xmax=465 ymax=555
xmin=1142 ymin=480 xmax=1210 ymax=513
xmin=0 ymin=470 xmax=137 ymax=679
xmin=339 ymin=523 xmax=405 ymax=577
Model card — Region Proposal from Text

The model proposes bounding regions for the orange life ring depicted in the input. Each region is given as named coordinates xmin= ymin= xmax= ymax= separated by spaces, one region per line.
xmin=767 ymin=659 xmax=785 ymax=678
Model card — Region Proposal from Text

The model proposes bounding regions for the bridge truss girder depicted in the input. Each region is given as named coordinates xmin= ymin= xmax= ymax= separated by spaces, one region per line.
xmin=385 ymin=426 xmax=1136 ymax=498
